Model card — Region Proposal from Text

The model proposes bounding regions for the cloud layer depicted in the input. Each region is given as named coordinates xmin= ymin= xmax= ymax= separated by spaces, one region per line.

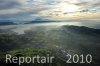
xmin=0 ymin=0 xmax=100 ymax=21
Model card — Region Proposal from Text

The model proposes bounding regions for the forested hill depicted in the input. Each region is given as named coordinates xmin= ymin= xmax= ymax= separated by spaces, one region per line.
xmin=0 ymin=25 xmax=100 ymax=66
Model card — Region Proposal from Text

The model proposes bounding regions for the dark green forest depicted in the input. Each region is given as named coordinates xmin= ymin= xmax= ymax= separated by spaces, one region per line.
xmin=0 ymin=25 xmax=100 ymax=66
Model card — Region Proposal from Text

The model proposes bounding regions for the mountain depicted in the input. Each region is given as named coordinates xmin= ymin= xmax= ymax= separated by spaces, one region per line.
xmin=62 ymin=25 xmax=100 ymax=35
xmin=0 ymin=22 xmax=16 ymax=25
xmin=0 ymin=25 xmax=100 ymax=66
xmin=0 ymin=20 xmax=16 ymax=25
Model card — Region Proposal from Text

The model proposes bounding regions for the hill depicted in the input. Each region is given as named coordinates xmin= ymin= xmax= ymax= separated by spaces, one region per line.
xmin=0 ymin=25 xmax=100 ymax=66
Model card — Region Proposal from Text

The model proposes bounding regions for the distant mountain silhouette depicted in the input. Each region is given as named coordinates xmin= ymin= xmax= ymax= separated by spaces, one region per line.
xmin=23 ymin=20 xmax=63 ymax=24
xmin=62 ymin=25 xmax=100 ymax=35
xmin=24 ymin=20 xmax=59 ymax=24
xmin=0 ymin=22 xmax=16 ymax=25
xmin=0 ymin=20 xmax=16 ymax=25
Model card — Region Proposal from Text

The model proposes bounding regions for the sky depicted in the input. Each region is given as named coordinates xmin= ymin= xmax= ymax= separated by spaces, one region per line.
xmin=0 ymin=0 xmax=100 ymax=22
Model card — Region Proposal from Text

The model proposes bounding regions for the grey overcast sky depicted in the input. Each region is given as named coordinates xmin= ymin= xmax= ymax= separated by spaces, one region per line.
xmin=0 ymin=0 xmax=100 ymax=22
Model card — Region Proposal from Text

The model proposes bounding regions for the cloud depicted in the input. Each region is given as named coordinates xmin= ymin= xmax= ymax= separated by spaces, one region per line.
xmin=0 ymin=0 xmax=52 ymax=21
xmin=63 ymin=0 xmax=100 ymax=13
xmin=74 ymin=0 xmax=100 ymax=10
xmin=0 ymin=0 xmax=28 ymax=15
xmin=0 ymin=0 xmax=100 ymax=21
xmin=0 ymin=0 xmax=27 ymax=10
xmin=0 ymin=0 xmax=21 ymax=10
